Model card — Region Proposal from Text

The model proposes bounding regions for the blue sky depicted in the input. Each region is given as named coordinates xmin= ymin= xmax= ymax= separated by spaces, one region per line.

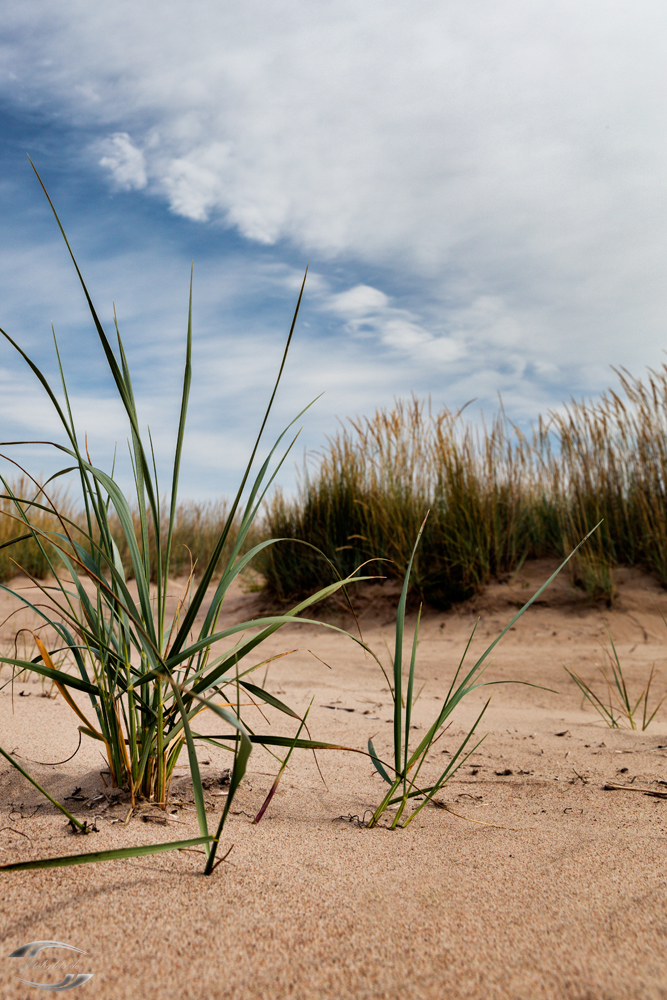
xmin=2 ymin=1 xmax=667 ymax=498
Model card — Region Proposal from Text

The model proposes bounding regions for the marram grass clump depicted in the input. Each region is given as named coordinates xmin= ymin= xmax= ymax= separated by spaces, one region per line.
xmin=0 ymin=167 xmax=374 ymax=874
xmin=366 ymin=515 xmax=595 ymax=827
xmin=259 ymin=371 xmax=667 ymax=607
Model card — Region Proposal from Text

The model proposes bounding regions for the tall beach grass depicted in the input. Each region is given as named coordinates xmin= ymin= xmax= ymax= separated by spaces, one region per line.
xmin=4 ymin=366 xmax=667 ymax=608
xmin=260 ymin=369 xmax=667 ymax=606
xmin=0 ymin=488 xmax=253 ymax=585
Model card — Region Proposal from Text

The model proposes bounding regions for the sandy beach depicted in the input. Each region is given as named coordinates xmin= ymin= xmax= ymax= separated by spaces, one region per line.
xmin=2 ymin=560 xmax=667 ymax=1000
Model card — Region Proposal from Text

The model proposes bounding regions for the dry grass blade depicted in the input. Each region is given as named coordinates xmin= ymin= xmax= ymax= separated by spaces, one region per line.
xmin=603 ymin=783 xmax=667 ymax=799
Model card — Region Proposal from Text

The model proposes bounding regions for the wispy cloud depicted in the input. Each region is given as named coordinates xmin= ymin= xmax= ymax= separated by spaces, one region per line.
xmin=320 ymin=282 xmax=465 ymax=364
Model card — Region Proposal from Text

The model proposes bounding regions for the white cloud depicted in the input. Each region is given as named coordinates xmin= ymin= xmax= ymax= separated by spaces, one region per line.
xmin=448 ymin=297 xmax=523 ymax=351
xmin=319 ymin=281 xmax=465 ymax=364
xmin=328 ymin=285 xmax=389 ymax=318
xmin=1 ymin=0 xmax=663 ymax=379
xmin=98 ymin=133 xmax=147 ymax=191
xmin=3 ymin=0 xmax=667 ymax=488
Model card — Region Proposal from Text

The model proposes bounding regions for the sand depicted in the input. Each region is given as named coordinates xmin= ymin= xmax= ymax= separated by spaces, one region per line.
xmin=2 ymin=560 xmax=667 ymax=1000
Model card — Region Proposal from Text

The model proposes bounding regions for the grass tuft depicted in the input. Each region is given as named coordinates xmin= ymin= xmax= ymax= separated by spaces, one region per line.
xmin=565 ymin=629 xmax=667 ymax=730
xmin=366 ymin=518 xmax=597 ymax=828
xmin=0 ymin=169 xmax=373 ymax=874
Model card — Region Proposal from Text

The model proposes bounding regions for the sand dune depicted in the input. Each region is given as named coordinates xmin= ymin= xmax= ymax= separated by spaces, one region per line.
xmin=2 ymin=561 xmax=667 ymax=999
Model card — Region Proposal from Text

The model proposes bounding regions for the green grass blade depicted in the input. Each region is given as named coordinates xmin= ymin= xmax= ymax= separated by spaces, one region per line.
xmin=238 ymin=680 xmax=301 ymax=719
xmin=162 ymin=266 xmax=193 ymax=605
xmin=564 ymin=667 xmax=619 ymax=726
xmin=368 ymin=737 xmax=394 ymax=785
xmin=28 ymin=159 xmax=160 ymax=523
xmin=0 ymin=837 xmax=214 ymax=872
xmin=0 ymin=744 xmax=85 ymax=831
xmin=393 ymin=515 xmax=429 ymax=774
xmin=468 ymin=523 xmax=602 ymax=678
xmin=165 ymin=677 xmax=209 ymax=845
xmin=191 ymin=692 xmax=253 ymax=875
xmin=403 ymin=604 xmax=421 ymax=780
xmin=194 ymin=732 xmax=373 ymax=753
xmin=167 ymin=273 xmax=309 ymax=658
xmin=161 ymin=575 xmax=379 ymax=677
xmin=0 ymin=656 xmax=98 ymax=695
xmin=254 ymin=700 xmax=313 ymax=823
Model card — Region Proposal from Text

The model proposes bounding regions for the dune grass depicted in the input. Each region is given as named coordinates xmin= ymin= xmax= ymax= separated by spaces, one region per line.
xmin=565 ymin=630 xmax=667 ymax=731
xmin=0 ymin=489 xmax=252 ymax=585
xmin=0 ymin=477 xmax=79 ymax=581
xmin=2 ymin=169 xmax=665 ymax=874
xmin=260 ymin=370 xmax=667 ymax=607
xmin=5 ymin=366 xmax=667 ymax=610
